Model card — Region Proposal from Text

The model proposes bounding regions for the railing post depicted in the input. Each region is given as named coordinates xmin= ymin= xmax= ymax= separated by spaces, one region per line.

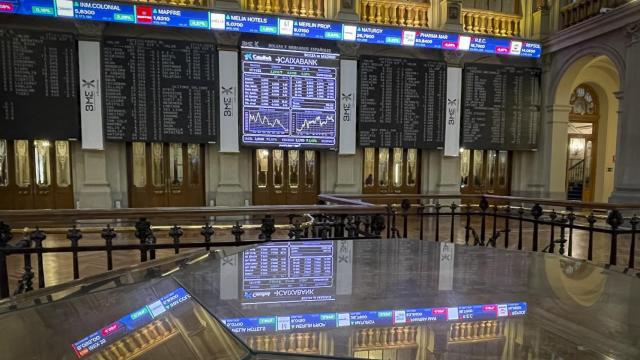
xmin=629 ymin=216 xmax=638 ymax=269
xmin=606 ymin=209 xmax=624 ymax=266
xmin=548 ymin=210 xmax=557 ymax=253
xmin=261 ymin=215 xmax=276 ymax=241
xmin=386 ymin=204 xmax=393 ymax=239
xmin=345 ymin=216 xmax=358 ymax=238
xmin=418 ymin=203 xmax=425 ymax=241
xmin=135 ymin=218 xmax=152 ymax=262
xmin=587 ymin=212 xmax=596 ymax=261
xmin=531 ymin=204 xmax=543 ymax=251
xmin=0 ymin=222 xmax=12 ymax=299
xmin=371 ymin=214 xmax=386 ymax=237
xmin=517 ymin=207 xmax=524 ymax=250
xmin=30 ymin=228 xmax=46 ymax=289
xmin=435 ymin=202 xmax=442 ymax=242
xmin=169 ymin=225 xmax=183 ymax=254
xmin=450 ymin=203 xmax=458 ymax=243
xmin=14 ymin=234 xmax=34 ymax=296
xmin=101 ymin=225 xmax=117 ymax=270
xmin=558 ymin=214 xmax=567 ymax=255
xmin=67 ymin=225 xmax=83 ymax=280
xmin=491 ymin=204 xmax=498 ymax=247
xmin=479 ymin=196 xmax=489 ymax=246
xmin=567 ymin=209 xmax=576 ymax=257
xmin=232 ymin=222 xmax=245 ymax=243
xmin=201 ymin=223 xmax=215 ymax=251
xmin=401 ymin=199 xmax=410 ymax=238
xmin=465 ymin=204 xmax=471 ymax=245
xmin=503 ymin=205 xmax=510 ymax=249
xmin=354 ymin=215 xmax=362 ymax=238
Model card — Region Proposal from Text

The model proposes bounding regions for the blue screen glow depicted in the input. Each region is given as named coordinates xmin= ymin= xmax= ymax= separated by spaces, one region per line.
xmin=0 ymin=0 xmax=542 ymax=58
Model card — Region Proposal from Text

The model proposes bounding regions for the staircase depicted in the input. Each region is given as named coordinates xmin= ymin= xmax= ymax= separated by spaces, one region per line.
xmin=567 ymin=159 xmax=585 ymax=201
xmin=567 ymin=182 xmax=583 ymax=200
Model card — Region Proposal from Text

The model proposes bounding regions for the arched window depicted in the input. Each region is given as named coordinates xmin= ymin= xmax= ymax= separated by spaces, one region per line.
xmin=570 ymin=84 xmax=598 ymax=119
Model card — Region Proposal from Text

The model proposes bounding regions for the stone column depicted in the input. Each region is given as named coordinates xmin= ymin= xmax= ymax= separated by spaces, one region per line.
xmin=610 ymin=24 xmax=640 ymax=203
xmin=336 ymin=0 xmax=359 ymax=21
xmin=531 ymin=6 xmax=550 ymax=40
xmin=213 ymin=0 xmax=241 ymax=10
xmin=543 ymin=104 xmax=571 ymax=199
xmin=74 ymin=23 xmax=113 ymax=208
xmin=441 ymin=0 xmax=463 ymax=32
xmin=212 ymin=33 xmax=248 ymax=206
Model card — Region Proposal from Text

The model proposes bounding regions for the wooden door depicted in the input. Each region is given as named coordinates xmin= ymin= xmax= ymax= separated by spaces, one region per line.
xmin=460 ymin=149 xmax=511 ymax=196
xmin=566 ymin=135 xmax=595 ymax=201
xmin=252 ymin=149 xmax=319 ymax=205
xmin=362 ymin=147 xmax=420 ymax=195
xmin=128 ymin=142 xmax=205 ymax=208
xmin=0 ymin=139 xmax=74 ymax=210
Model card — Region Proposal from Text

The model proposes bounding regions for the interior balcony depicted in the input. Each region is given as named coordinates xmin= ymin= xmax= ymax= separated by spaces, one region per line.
xmin=560 ymin=0 xmax=630 ymax=30
xmin=461 ymin=8 xmax=522 ymax=36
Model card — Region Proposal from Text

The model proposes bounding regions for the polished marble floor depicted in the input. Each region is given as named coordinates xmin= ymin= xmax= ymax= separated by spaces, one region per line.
xmin=1 ymin=238 xmax=639 ymax=359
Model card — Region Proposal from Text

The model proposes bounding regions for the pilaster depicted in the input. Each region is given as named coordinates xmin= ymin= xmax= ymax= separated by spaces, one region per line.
xmin=73 ymin=23 xmax=113 ymax=208
xmin=544 ymin=104 xmax=571 ymax=199
xmin=610 ymin=23 xmax=640 ymax=203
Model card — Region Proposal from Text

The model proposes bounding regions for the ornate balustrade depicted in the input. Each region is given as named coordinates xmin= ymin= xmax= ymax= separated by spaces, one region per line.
xmin=449 ymin=320 xmax=504 ymax=343
xmin=352 ymin=326 xmax=418 ymax=348
xmin=247 ymin=332 xmax=321 ymax=353
xmin=461 ymin=8 xmax=522 ymax=37
xmin=242 ymin=0 xmax=326 ymax=17
xmin=359 ymin=0 xmax=430 ymax=27
xmin=560 ymin=0 xmax=628 ymax=29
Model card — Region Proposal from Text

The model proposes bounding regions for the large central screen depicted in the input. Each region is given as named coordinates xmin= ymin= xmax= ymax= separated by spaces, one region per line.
xmin=241 ymin=44 xmax=339 ymax=149
xmin=241 ymin=241 xmax=335 ymax=304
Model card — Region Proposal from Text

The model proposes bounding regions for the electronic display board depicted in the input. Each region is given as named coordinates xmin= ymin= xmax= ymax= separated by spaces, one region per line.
xmin=71 ymin=287 xmax=192 ymax=358
xmin=241 ymin=43 xmax=339 ymax=148
xmin=0 ymin=0 xmax=542 ymax=59
xmin=358 ymin=55 xmax=447 ymax=149
xmin=240 ymin=241 xmax=336 ymax=304
xmin=102 ymin=37 xmax=217 ymax=143
xmin=221 ymin=301 xmax=528 ymax=334
xmin=462 ymin=63 xmax=541 ymax=150
xmin=0 ymin=27 xmax=79 ymax=140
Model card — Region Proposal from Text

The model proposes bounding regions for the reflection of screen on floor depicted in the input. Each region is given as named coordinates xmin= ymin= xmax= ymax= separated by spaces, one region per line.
xmin=240 ymin=241 xmax=336 ymax=304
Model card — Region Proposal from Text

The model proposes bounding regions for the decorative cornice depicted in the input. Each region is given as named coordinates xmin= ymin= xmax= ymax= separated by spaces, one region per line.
xmin=75 ymin=22 xmax=105 ymax=39
xmin=544 ymin=1 xmax=640 ymax=54
xmin=443 ymin=50 xmax=465 ymax=65
xmin=626 ymin=21 xmax=640 ymax=44
xmin=337 ymin=42 xmax=359 ymax=58
xmin=214 ymin=31 xmax=240 ymax=47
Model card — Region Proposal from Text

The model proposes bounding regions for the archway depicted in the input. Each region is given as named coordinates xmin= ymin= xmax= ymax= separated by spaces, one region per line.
xmin=566 ymin=84 xmax=598 ymax=202
xmin=552 ymin=55 xmax=620 ymax=202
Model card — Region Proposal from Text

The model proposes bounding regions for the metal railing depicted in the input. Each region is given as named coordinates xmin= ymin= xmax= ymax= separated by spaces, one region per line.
xmin=321 ymin=193 xmax=640 ymax=269
xmin=0 ymin=204 xmax=385 ymax=299
xmin=1 ymin=193 xmax=640 ymax=299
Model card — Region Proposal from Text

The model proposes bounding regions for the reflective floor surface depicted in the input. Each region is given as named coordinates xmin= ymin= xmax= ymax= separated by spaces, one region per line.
xmin=1 ymin=238 xmax=639 ymax=359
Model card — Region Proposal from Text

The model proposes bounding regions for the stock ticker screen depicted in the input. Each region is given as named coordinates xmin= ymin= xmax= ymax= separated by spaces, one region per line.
xmin=241 ymin=241 xmax=336 ymax=304
xmin=240 ymin=44 xmax=339 ymax=149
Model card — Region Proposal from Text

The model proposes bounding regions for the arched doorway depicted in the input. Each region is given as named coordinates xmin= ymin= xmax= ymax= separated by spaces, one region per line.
xmin=550 ymin=54 xmax=620 ymax=202
xmin=566 ymin=84 xmax=598 ymax=202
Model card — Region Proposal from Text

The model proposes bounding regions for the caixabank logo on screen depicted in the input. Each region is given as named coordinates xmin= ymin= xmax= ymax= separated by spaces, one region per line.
xmin=243 ymin=53 xmax=272 ymax=62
